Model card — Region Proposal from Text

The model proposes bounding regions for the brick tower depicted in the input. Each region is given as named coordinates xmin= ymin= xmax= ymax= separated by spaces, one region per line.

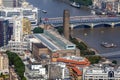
xmin=63 ymin=9 xmax=70 ymax=40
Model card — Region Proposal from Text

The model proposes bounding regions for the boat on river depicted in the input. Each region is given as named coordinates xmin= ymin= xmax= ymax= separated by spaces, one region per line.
xmin=101 ymin=42 xmax=117 ymax=48
xmin=70 ymin=2 xmax=80 ymax=8
xmin=42 ymin=10 xmax=47 ymax=13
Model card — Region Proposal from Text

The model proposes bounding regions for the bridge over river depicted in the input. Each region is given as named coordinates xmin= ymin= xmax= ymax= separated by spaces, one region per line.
xmin=42 ymin=15 xmax=120 ymax=29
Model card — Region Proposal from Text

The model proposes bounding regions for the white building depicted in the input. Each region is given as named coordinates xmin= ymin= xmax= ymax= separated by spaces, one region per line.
xmin=83 ymin=65 xmax=120 ymax=80
xmin=0 ymin=1 xmax=38 ymax=26
xmin=0 ymin=0 xmax=2 ymax=6
xmin=31 ymin=63 xmax=42 ymax=70
xmin=2 ymin=0 xmax=19 ymax=7
xmin=0 ymin=53 xmax=9 ymax=74
xmin=57 ymin=63 xmax=70 ymax=79
xmin=24 ymin=63 xmax=46 ymax=80
xmin=13 ymin=16 xmax=22 ymax=42
xmin=92 ymin=0 xmax=120 ymax=13
xmin=7 ymin=16 xmax=29 ymax=54
xmin=114 ymin=1 xmax=120 ymax=13
xmin=8 ymin=41 xmax=28 ymax=54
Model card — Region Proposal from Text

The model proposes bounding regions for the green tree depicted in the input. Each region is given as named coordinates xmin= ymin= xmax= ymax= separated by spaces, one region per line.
xmin=6 ymin=51 xmax=25 ymax=79
xmin=70 ymin=0 xmax=92 ymax=6
xmin=112 ymin=60 xmax=117 ymax=65
xmin=22 ymin=77 xmax=27 ymax=80
xmin=70 ymin=36 xmax=101 ymax=64
xmin=87 ymin=56 xmax=101 ymax=64
xmin=81 ymin=50 xmax=95 ymax=56
xmin=33 ymin=27 xmax=44 ymax=33
xmin=57 ymin=27 xmax=64 ymax=35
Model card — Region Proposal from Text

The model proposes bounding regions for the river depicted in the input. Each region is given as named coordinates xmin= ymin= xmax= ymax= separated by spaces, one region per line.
xmin=27 ymin=0 xmax=120 ymax=61
xmin=27 ymin=0 xmax=91 ymax=18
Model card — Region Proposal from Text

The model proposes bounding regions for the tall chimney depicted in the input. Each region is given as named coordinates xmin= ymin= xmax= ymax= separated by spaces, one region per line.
xmin=63 ymin=9 xmax=70 ymax=40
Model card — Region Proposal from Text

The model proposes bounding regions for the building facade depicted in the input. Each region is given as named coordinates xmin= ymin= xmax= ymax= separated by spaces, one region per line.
xmin=2 ymin=0 xmax=19 ymax=7
xmin=22 ymin=17 xmax=31 ymax=35
xmin=0 ymin=19 xmax=9 ymax=47
xmin=83 ymin=66 xmax=120 ymax=80
xmin=7 ymin=16 xmax=29 ymax=54
xmin=8 ymin=41 xmax=28 ymax=54
xmin=92 ymin=0 xmax=120 ymax=13
xmin=0 ymin=0 xmax=2 ymax=6
xmin=13 ymin=17 xmax=22 ymax=42
xmin=0 ymin=1 xmax=38 ymax=26
xmin=9 ymin=67 xmax=19 ymax=80
xmin=0 ymin=52 xmax=9 ymax=74
xmin=13 ymin=16 xmax=31 ymax=41
xmin=32 ymin=43 xmax=50 ymax=60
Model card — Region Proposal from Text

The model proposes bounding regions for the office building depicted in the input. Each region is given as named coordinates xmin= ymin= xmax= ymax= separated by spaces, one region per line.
xmin=83 ymin=65 xmax=120 ymax=80
xmin=25 ymin=62 xmax=46 ymax=80
xmin=32 ymin=43 xmax=50 ymax=60
xmin=9 ymin=67 xmax=19 ymax=80
xmin=13 ymin=17 xmax=22 ymax=42
xmin=2 ymin=0 xmax=19 ymax=7
xmin=0 ymin=1 xmax=38 ymax=26
xmin=92 ymin=0 xmax=120 ymax=13
xmin=13 ymin=16 xmax=31 ymax=42
xmin=0 ymin=0 xmax=2 ymax=6
xmin=0 ymin=19 xmax=9 ymax=47
xmin=0 ymin=52 xmax=9 ymax=74
xmin=8 ymin=41 xmax=28 ymax=54
xmin=22 ymin=17 xmax=31 ymax=35
xmin=7 ymin=16 xmax=29 ymax=54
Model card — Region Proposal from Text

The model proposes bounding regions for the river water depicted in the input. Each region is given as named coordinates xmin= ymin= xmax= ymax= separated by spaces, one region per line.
xmin=27 ymin=0 xmax=91 ymax=18
xmin=27 ymin=0 xmax=120 ymax=60
xmin=72 ymin=27 xmax=120 ymax=54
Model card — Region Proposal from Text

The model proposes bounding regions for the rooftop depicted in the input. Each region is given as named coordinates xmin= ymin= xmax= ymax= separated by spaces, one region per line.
xmin=44 ymin=30 xmax=74 ymax=49
xmin=33 ymin=43 xmax=47 ymax=48
xmin=34 ymin=34 xmax=60 ymax=52
xmin=85 ymin=66 xmax=120 ymax=74
xmin=52 ymin=56 xmax=90 ymax=66
xmin=33 ymin=30 xmax=76 ymax=52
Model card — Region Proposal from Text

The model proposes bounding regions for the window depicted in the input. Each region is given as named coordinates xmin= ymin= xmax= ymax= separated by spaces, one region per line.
xmin=7 ymin=12 xmax=20 ymax=17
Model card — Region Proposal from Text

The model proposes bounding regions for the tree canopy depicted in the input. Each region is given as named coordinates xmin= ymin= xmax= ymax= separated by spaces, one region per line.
xmin=6 ymin=51 xmax=26 ymax=80
xmin=70 ymin=0 xmax=92 ymax=6
xmin=33 ymin=27 xmax=44 ymax=33
xmin=70 ymin=37 xmax=101 ymax=64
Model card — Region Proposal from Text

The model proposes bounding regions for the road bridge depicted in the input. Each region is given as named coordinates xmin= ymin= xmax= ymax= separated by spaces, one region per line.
xmin=42 ymin=15 xmax=120 ymax=29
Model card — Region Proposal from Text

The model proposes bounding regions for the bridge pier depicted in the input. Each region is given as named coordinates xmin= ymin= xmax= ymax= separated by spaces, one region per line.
xmin=91 ymin=23 xmax=94 ymax=29
xmin=70 ymin=24 xmax=74 ymax=30
xmin=112 ymin=23 xmax=114 ymax=28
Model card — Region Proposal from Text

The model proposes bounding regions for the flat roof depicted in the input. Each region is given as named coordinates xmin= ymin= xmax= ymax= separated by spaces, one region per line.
xmin=44 ymin=30 xmax=75 ymax=49
xmin=33 ymin=34 xmax=60 ymax=52
xmin=33 ymin=30 xmax=76 ymax=52
xmin=33 ymin=43 xmax=47 ymax=48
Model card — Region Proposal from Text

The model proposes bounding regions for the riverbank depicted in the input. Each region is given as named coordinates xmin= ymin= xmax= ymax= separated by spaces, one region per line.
xmin=72 ymin=27 xmax=120 ymax=65
xmin=70 ymin=36 xmax=102 ymax=64
xmin=59 ymin=0 xmax=91 ymax=9
xmin=72 ymin=36 xmax=120 ymax=65
xmin=69 ymin=0 xmax=92 ymax=6
xmin=72 ymin=37 xmax=99 ymax=56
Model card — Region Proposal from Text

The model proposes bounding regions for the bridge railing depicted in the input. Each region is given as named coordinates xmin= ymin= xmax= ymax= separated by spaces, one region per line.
xmin=41 ymin=16 xmax=120 ymax=24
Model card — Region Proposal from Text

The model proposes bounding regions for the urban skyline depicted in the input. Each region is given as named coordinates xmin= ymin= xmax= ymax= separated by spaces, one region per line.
xmin=0 ymin=0 xmax=120 ymax=80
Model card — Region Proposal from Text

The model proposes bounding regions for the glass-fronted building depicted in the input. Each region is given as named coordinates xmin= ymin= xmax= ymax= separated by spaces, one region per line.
xmin=0 ymin=19 xmax=9 ymax=47
xmin=2 ymin=0 xmax=19 ymax=7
